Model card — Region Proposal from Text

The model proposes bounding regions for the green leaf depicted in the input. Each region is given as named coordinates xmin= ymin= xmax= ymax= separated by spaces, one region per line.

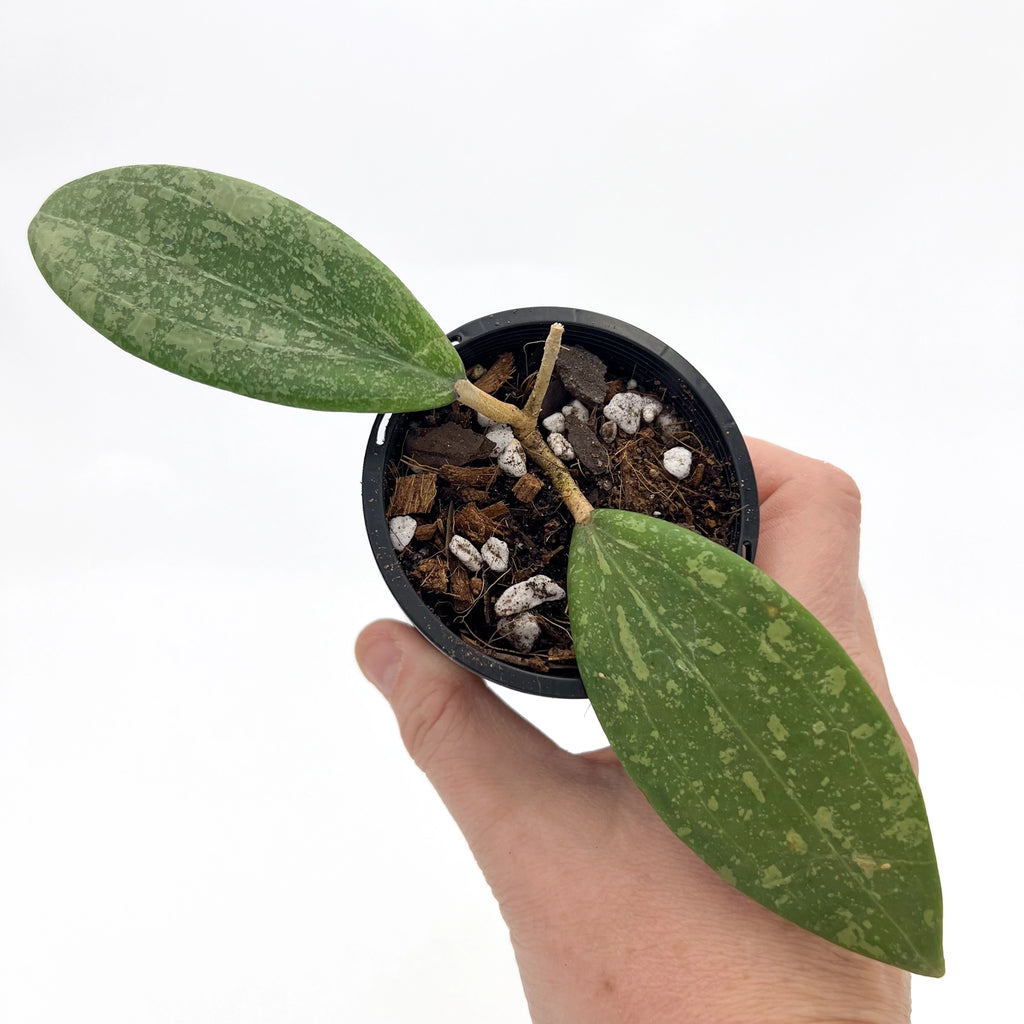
xmin=568 ymin=509 xmax=943 ymax=976
xmin=28 ymin=165 xmax=465 ymax=412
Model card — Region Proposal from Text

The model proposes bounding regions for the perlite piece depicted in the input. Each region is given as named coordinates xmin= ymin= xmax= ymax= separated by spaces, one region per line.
xmin=497 ymin=439 xmax=528 ymax=478
xmin=603 ymin=392 xmax=646 ymax=434
xmin=389 ymin=516 xmax=418 ymax=552
xmin=547 ymin=432 xmax=576 ymax=461
xmin=496 ymin=613 xmax=542 ymax=652
xmin=448 ymin=535 xmax=483 ymax=571
xmin=663 ymin=446 xmax=694 ymax=480
xmin=603 ymin=391 xmax=664 ymax=434
xmin=494 ymin=574 xmax=566 ymax=617
xmin=642 ymin=398 xmax=663 ymax=424
xmin=485 ymin=423 xmax=515 ymax=453
xmin=562 ymin=399 xmax=589 ymax=423
xmin=481 ymin=537 xmax=510 ymax=572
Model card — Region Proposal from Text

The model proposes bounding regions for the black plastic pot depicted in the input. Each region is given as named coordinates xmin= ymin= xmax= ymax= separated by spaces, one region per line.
xmin=362 ymin=307 xmax=759 ymax=699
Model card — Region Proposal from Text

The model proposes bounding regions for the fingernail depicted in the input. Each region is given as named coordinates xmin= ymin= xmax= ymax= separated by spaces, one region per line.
xmin=358 ymin=636 xmax=402 ymax=698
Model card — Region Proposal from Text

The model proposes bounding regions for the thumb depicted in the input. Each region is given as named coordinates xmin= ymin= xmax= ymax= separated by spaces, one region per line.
xmin=355 ymin=619 xmax=565 ymax=852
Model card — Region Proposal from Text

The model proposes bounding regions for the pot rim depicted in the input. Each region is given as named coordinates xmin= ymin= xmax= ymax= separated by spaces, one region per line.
xmin=362 ymin=306 xmax=759 ymax=698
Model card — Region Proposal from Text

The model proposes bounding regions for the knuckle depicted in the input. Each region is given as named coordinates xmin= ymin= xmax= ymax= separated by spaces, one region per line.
xmin=807 ymin=460 xmax=862 ymax=514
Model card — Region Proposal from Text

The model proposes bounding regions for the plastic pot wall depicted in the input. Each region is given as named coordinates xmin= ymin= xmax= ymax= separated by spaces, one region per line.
xmin=362 ymin=307 xmax=759 ymax=699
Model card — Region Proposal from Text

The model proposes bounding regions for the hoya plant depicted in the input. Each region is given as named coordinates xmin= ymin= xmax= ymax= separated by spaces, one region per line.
xmin=28 ymin=165 xmax=943 ymax=977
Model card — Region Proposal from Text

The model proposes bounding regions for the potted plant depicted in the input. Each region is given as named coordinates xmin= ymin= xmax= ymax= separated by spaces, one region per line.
xmin=363 ymin=305 xmax=760 ymax=698
xmin=28 ymin=164 xmax=943 ymax=977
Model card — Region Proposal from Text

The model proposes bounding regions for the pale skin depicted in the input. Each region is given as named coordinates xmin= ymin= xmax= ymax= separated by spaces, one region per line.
xmin=355 ymin=438 xmax=916 ymax=1024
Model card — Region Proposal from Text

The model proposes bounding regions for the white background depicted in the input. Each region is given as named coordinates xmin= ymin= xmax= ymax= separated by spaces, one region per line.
xmin=2 ymin=2 xmax=1021 ymax=1020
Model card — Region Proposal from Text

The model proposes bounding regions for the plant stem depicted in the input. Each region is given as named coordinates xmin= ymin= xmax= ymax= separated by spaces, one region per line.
xmin=523 ymin=322 xmax=564 ymax=421
xmin=452 ymin=322 xmax=594 ymax=525
xmin=453 ymin=379 xmax=531 ymax=433
xmin=519 ymin=427 xmax=594 ymax=523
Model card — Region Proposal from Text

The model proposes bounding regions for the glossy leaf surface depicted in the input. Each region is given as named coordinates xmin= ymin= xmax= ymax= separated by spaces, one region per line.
xmin=28 ymin=165 xmax=464 ymax=412
xmin=569 ymin=509 xmax=943 ymax=976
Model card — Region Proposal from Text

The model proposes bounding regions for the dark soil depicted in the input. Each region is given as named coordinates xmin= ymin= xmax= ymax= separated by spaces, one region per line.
xmin=384 ymin=346 xmax=743 ymax=674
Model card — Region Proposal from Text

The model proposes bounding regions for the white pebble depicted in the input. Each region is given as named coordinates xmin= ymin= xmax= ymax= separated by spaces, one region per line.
xmin=542 ymin=411 xmax=566 ymax=433
xmin=603 ymin=391 xmax=646 ymax=434
xmin=599 ymin=420 xmax=618 ymax=442
xmin=389 ymin=515 xmax=417 ymax=552
xmin=642 ymin=397 xmax=663 ymax=423
xmin=656 ymin=411 xmax=679 ymax=431
xmin=495 ymin=574 xmax=566 ymax=617
xmin=498 ymin=439 xmax=528 ymax=477
xmin=547 ymin=432 xmax=575 ymax=461
xmin=496 ymin=613 xmax=542 ymax=653
xmin=481 ymin=537 xmax=510 ymax=572
xmin=562 ymin=399 xmax=589 ymax=423
xmin=663 ymin=446 xmax=694 ymax=480
xmin=449 ymin=534 xmax=483 ymax=571
xmin=485 ymin=423 xmax=515 ymax=453
xmin=627 ymin=378 xmax=638 ymax=390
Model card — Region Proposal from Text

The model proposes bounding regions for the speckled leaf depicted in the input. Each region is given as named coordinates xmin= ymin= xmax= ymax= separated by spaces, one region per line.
xmin=569 ymin=509 xmax=943 ymax=976
xmin=28 ymin=165 xmax=465 ymax=412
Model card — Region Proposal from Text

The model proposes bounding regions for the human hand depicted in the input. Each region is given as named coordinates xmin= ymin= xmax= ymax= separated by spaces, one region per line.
xmin=355 ymin=439 xmax=914 ymax=1024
